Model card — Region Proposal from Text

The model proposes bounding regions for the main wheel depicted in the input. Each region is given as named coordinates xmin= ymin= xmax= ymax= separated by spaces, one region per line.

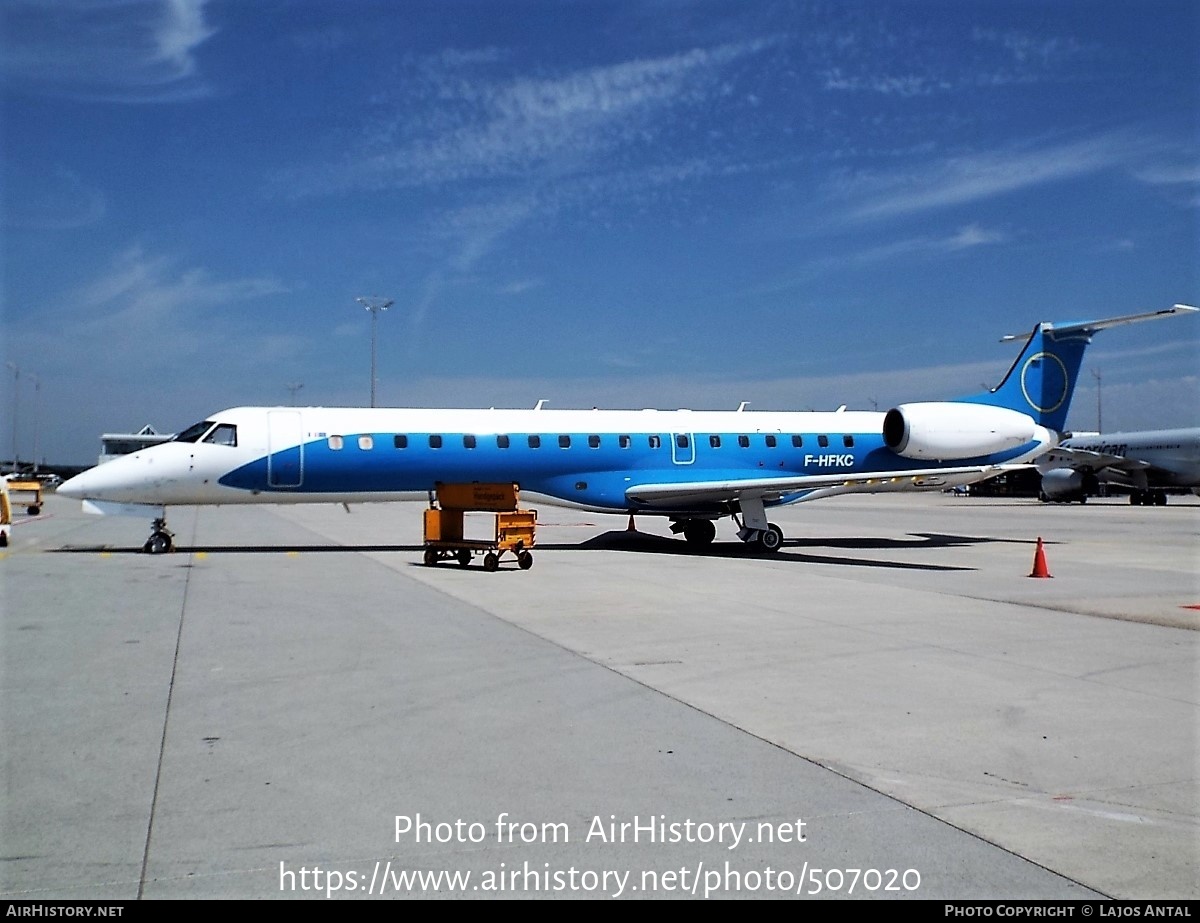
xmin=27 ymin=505 xmax=40 ymax=516
xmin=483 ymin=552 xmax=499 ymax=572
xmin=456 ymin=549 xmax=472 ymax=567
xmin=423 ymin=548 xmax=438 ymax=566
xmin=682 ymin=519 xmax=716 ymax=547
xmin=517 ymin=550 xmax=533 ymax=570
xmin=758 ymin=523 xmax=784 ymax=553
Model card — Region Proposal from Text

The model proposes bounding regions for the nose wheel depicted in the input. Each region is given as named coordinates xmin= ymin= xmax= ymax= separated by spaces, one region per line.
xmin=143 ymin=518 xmax=175 ymax=554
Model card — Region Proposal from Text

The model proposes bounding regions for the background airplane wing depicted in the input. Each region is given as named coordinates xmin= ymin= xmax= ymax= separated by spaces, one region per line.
xmin=1036 ymin=448 xmax=1152 ymax=473
xmin=625 ymin=464 xmax=1024 ymax=507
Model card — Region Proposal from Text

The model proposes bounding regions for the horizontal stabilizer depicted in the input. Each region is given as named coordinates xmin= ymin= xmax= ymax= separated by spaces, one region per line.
xmin=1000 ymin=304 xmax=1198 ymax=342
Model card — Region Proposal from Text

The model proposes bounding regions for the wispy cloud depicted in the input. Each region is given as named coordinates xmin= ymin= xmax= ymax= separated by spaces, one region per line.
xmin=284 ymin=38 xmax=774 ymax=195
xmin=971 ymin=28 xmax=1088 ymax=69
xmin=836 ymin=132 xmax=1157 ymax=222
xmin=820 ymin=68 xmax=948 ymax=98
xmin=1 ymin=0 xmax=216 ymax=101
xmin=69 ymin=246 xmax=289 ymax=358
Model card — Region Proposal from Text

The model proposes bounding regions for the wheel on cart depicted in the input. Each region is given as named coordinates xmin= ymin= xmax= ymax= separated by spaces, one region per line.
xmin=517 ymin=550 xmax=533 ymax=570
xmin=483 ymin=551 xmax=499 ymax=572
xmin=423 ymin=548 xmax=438 ymax=566
xmin=456 ymin=548 xmax=472 ymax=567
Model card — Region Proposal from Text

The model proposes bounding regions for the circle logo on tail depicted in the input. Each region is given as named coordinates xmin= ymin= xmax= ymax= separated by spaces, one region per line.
xmin=1020 ymin=352 xmax=1069 ymax=414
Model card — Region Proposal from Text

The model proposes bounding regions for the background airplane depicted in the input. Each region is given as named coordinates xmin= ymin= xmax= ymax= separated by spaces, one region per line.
xmin=58 ymin=305 xmax=1198 ymax=553
xmin=1037 ymin=427 xmax=1200 ymax=505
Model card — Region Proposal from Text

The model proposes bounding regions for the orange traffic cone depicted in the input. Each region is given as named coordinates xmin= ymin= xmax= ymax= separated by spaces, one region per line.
xmin=1028 ymin=537 xmax=1052 ymax=578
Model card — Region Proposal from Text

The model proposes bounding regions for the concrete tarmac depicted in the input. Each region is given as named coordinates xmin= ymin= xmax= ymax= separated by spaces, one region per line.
xmin=2 ymin=491 xmax=1196 ymax=900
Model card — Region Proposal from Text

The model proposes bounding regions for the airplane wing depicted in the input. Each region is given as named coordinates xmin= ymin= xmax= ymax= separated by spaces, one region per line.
xmin=1036 ymin=447 xmax=1152 ymax=473
xmin=626 ymin=464 xmax=1025 ymax=508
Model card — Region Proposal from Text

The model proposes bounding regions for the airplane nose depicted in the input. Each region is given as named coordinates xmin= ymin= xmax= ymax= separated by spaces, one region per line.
xmin=57 ymin=459 xmax=145 ymax=502
xmin=56 ymin=471 xmax=90 ymax=498
xmin=58 ymin=467 xmax=109 ymax=499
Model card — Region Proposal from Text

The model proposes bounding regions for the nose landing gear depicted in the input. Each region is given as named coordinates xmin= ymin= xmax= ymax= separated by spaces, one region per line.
xmin=143 ymin=517 xmax=175 ymax=554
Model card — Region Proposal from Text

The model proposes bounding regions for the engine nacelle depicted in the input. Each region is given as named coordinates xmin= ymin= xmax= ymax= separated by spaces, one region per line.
xmin=1039 ymin=467 xmax=1098 ymax=501
xmin=883 ymin=402 xmax=1037 ymax=461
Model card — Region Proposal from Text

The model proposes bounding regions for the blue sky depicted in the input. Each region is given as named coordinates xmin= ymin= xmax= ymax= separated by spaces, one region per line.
xmin=2 ymin=0 xmax=1197 ymax=466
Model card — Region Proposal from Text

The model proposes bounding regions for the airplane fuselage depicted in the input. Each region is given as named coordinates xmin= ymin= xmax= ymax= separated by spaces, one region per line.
xmin=67 ymin=405 xmax=1054 ymax=513
xmin=1059 ymin=428 xmax=1200 ymax=488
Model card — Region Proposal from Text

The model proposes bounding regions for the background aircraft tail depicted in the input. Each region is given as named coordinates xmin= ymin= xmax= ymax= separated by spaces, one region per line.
xmin=959 ymin=305 xmax=1197 ymax=433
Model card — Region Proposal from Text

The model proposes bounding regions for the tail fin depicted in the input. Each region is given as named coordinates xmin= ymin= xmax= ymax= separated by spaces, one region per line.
xmin=961 ymin=305 xmax=1197 ymax=432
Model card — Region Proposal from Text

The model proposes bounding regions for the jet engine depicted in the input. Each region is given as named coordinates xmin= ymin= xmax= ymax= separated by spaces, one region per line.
xmin=1038 ymin=468 xmax=1098 ymax=502
xmin=883 ymin=403 xmax=1037 ymax=461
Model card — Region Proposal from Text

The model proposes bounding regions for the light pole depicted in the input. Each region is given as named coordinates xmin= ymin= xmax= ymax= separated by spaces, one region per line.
xmin=356 ymin=296 xmax=393 ymax=408
xmin=5 ymin=362 xmax=18 ymax=473
xmin=29 ymin=372 xmax=40 ymax=474
xmin=286 ymin=382 xmax=304 ymax=405
xmin=1092 ymin=368 xmax=1102 ymax=432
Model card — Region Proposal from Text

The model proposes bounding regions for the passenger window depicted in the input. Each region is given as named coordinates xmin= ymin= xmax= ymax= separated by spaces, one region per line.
xmin=818 ymin=434 xmax=829 ymax=448
xmin=328 ymin=435 xmax=344 ymax=450
xmin=619 ymin=434 xmax=632 ymax=448
xmin=528 ymin=435 xmax=541 ymax=448
xmin=738 ymin=435 xmax=750 ymax=448
xmin=358 ymin=435 xmax=373 ymax=450
xmin=204 ymin=424 xmax=238 ymax=447
xmin=843 ymin=434 xmax=854 ymax=448
xmin=588 ymin=435 xmax=600 ymax=448
xmin=463 ymin=435 xmax=477 ymax=449
xmin=709 ymin=435 xmax=721 ymax=448
xmin=497 ymin=435 xmax=510 ymax=449
xmin=765 ymin=435 xmax=777 ymax=448
xmin=558 ymin=435 xmax=571 ymax=448
xmin=429 ymin=435 xmax=443 ymax=449
xmin=791 ymin=435 xmax=804 ymax=448
xmin=649 ymin=435 xmax=662 ymax=449
xmin=676 ymin=434 xmax=690 ymax=449
xmin=394 ymin=435 xmax=408 ymax=449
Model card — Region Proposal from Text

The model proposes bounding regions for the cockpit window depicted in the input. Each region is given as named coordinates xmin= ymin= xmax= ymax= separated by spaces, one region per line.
xmin=203 ymin=424 xmax=238 ymax=447
xmin=174 ymin=420 xmax=215 ymax=443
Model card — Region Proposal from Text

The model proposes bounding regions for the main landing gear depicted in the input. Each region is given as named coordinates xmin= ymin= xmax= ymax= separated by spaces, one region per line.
xmin=734 ymin=495 xmax=785 ymax=554
xmin=143 ymin=516 xmax=175 ymax=554
xmin=670 ymin=518 xmax=717 ymax=547
xmin=1130 ymin=489 xmax=1167 ymax=506
xmin=669 ymin=497 xmax=786 ymax=554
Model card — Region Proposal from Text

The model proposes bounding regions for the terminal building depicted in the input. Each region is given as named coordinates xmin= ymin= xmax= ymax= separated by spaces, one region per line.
xmin=98 ymin=424 xmax=173 ymax=465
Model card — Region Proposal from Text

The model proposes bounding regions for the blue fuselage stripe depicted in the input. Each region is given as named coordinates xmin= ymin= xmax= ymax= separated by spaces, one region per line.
xmin=218 ymin=430 xmax=1039 ymax=511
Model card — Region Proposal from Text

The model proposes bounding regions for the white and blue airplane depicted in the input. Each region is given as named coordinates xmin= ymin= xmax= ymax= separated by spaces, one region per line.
xmin=59 ymin=304 xmax=1197 ymax=554
xmin=1037 ymin=427 xmax=1200 ymax=505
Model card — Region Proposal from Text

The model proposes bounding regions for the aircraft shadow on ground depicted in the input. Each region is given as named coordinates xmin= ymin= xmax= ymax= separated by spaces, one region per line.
xmin=531 ymin=529 xmax=1002 ymax=571
xmin=50 ymin=543 xmax=426 ymax=555
xmin=50 ymin=531 xmax=1015 ymax=571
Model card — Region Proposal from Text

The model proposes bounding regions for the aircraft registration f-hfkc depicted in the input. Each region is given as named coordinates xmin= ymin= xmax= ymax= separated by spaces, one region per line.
xmin=59 ymin=304 xmax=1198 ymax=554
